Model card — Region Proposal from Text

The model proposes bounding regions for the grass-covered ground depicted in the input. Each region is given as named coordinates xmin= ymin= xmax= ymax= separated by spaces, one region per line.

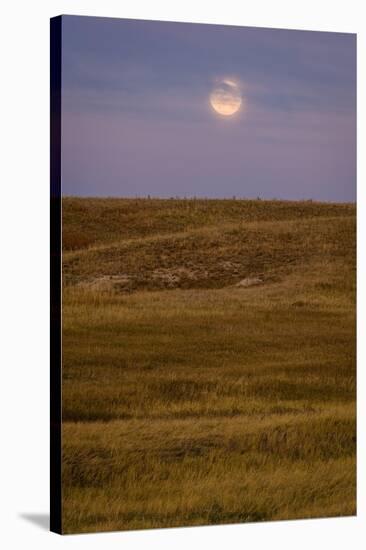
xmin=61 ymin=197 xmax=356 ymax=533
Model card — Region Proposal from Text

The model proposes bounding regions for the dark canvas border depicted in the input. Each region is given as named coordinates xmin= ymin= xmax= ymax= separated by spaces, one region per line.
xmin=50 ymin=14 xmax=62 ymax=535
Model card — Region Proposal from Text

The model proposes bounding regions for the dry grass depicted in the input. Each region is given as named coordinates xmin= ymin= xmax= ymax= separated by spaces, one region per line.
xmin=61 ymin=198 xmax=356 ymax=533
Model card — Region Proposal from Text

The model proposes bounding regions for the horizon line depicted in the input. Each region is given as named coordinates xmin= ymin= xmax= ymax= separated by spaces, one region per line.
xmin=61 ymin=194 xmax=356 ymax=205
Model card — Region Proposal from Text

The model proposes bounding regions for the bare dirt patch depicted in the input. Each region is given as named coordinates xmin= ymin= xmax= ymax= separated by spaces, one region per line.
xmin=235 ymin=277 xmax=263 ymax=288
xmin=81 ymin=275 xmax=132 ymax=292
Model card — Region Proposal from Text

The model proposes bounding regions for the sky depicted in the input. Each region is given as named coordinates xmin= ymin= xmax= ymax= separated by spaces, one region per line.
xmin=60 ymin=15 xmax=356 ymax=201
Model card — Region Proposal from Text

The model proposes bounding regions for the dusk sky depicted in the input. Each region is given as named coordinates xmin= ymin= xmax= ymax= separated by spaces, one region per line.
xmin=61 ymin=15 xmax=356 ymax=201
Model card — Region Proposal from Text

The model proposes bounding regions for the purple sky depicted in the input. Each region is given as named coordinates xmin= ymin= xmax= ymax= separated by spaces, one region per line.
xmin=60 ymin=16 xmax=356 ymax=201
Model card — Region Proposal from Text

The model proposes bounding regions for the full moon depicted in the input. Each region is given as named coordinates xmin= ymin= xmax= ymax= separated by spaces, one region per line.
xmin=210 ymin=80 xmax=242 ymax=116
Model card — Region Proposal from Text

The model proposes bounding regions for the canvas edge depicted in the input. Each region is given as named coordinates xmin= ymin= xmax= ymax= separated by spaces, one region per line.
xmin=50 ymin=14 xmax=62 ymax=535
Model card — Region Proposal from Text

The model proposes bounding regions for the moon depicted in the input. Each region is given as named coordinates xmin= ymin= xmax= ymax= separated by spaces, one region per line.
xmin=210 ymin=80 xmax=242 ymax=116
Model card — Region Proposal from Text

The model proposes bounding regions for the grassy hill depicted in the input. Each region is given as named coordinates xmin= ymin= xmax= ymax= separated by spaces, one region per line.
xmin=61 ymin=198 xmax=356 ymax=533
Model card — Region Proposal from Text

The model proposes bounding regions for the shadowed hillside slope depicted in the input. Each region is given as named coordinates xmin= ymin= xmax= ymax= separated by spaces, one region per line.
xmin=63 ymin=198 xmax=355 ymax=292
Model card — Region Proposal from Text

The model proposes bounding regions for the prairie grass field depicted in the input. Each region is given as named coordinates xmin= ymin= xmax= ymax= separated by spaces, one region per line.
xmin=61 ymin=197 xmax=356 ymax=533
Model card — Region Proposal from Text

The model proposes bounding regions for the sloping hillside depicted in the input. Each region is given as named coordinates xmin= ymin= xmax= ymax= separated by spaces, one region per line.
xmin=62 ymin=198 xmax=355 ymax=292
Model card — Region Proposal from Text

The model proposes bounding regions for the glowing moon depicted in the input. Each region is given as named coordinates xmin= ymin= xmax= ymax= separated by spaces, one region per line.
xmin=210 ymin=80 xmax=242 ymax=116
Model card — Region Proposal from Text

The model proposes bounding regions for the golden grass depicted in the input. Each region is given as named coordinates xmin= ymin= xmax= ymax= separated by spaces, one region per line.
xmin=61 ymin=198 xmax=356 ymax=533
